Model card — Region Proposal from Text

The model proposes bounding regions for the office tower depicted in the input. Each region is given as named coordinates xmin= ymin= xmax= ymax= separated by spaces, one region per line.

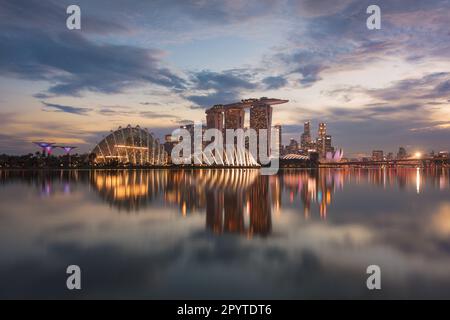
xmin=318 ymin=122 xmax=326 ymax=138
xmin=316 ymin=136 xmax=323 ymax=156
xmin=300 ymin=121 xmax=312 ymax=149
xmin=325 ymin=135 xmax=333 ymax=153
xmin=273 ymin=124 xmax=282 ymax=155
xmin=304 ymin=121 xmax=311 ymax=136
xmin=397 ymin=147 xmax=407 ymax=159
xmin=286 ymin=138 xmax=299 ymax=153
xmin=317 ymin=122 xmax=326 ymax=157
xmin=372 ymin=150 xmax=384 ymax=161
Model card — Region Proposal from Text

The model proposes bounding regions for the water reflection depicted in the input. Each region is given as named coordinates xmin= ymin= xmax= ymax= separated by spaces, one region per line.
xmin=2 ymin=168 xmax=448 ymax=233
xmin=1 ymin=168 xmax=450 ymax=299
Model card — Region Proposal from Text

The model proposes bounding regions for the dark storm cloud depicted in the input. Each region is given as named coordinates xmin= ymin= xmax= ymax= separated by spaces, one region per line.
xmin=41 ymin=102 xmax=91 ymax=115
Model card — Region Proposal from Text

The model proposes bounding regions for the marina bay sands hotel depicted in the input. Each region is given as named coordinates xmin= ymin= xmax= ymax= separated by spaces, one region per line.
xmin=205 ymin=97 xmax=287 ymax=130
xmin=204 ymin=97 xmax=288 ymax=150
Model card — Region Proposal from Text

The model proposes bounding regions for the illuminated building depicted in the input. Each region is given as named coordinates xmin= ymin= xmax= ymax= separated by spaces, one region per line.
xmin=438 ymin=151 xmax=449 ymax=158
xmin=318 ymin=122 xmax=327 ymax=138
xmin=206 ymin=105 xmax=224 ymax=131
xmin=203 ymin=97 xmax=288 ymax=164
xmin=92 ymin=125 xmax=167 ymax=165
xmin=372 ymin=150 xmax=384 ymax=161
xmin=300 ymin=121 xmax=312 ymax=149
xmin=397 ymin=147 xmax=407 ymax=159
xmin=225 ymin=107 xmax=246 ymax=129
xmin=325 ymin=135 xmax=333 ymax=152
xmin=316 ymin=122 xmax=328 ymax=157
xmin=286 ymin=138 xmax=299 ymax=153
xmin=250 ymin=103 xmax=273 ymax=158
xmin=273 ymin=124 xmax=282 ymax=155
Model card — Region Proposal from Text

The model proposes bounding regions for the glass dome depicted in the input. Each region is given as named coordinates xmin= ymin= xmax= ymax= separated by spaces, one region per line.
xmin=92 ymin=125 xmax=167 ymax=165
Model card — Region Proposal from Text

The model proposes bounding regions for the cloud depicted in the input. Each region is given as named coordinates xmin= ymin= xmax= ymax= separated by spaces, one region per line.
xmin=0 ymin=0 xmax=128 ymax=35
xmin=0 ymin=0 xmax=186 ymax=97
xmin=41 ymin=102 xmax=91 ymax=115
xmin=0 ymin=29 xmax=186 ymax=96
xmin=140 ymin=111 xmax=181 ymax=120
xmin=292 ymin=0 xmax=356 ymax=18
xmin=368 ymin=72 xmax=450 ymax=101
xmin=262 ymin=76 xmax=288 ymax=90
xmin=97 ymin=106 xmax=181 ymax=121
xmin=186 ymin=69 xmax=257 ymax=107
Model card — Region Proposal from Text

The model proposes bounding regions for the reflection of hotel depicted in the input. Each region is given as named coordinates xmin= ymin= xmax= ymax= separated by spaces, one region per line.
xmin=205 ymin=174 xmax=272 ymax=237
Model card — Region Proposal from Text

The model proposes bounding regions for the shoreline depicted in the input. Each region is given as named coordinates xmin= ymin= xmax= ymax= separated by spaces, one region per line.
xmin=0 ymin=165 xmax=448 ymax=171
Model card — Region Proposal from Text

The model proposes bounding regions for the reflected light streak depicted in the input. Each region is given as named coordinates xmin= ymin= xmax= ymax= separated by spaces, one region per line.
xmin=416 ymin=168 xmax=421 ymax=194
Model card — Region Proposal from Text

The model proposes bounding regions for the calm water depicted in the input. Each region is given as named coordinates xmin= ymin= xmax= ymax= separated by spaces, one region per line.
xmin=0 ymin=168 xmax=449 ymax=299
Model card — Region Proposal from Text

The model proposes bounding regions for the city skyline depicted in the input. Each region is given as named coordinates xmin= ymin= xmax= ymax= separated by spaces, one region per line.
xmin=1 ymin=0 xmax=450 ymax=157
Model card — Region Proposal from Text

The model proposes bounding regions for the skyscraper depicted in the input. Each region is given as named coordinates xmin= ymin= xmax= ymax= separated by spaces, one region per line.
xmin=397 ymin=147 xmax=407 ymax=159
xmin=318 ymin=122 xmax=326 ymax=138
xmin=317 ymin=122 xmax=327 ymax=157
xmin=372 ymin=150 xmax=384 ymax=161
xmin=250 ymin=103 xmax=273 ymax=159
xmin=273 ymin=124 xmax=282 ymax=155
xmin=300 ymin=121 xmax=312 ymax=149
xmin=286 ymin=138 xmax=299 ymax=153
xmin=325 ymin=135 xmax=333 ymax=153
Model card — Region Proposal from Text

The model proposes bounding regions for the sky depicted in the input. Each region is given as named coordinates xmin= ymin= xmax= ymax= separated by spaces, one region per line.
xmin=0 ymin=0 xmax=449 ymax=157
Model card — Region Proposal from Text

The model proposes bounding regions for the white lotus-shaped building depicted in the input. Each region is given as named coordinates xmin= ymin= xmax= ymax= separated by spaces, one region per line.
xmin=325 ymin=148 xmax=344 ymax=162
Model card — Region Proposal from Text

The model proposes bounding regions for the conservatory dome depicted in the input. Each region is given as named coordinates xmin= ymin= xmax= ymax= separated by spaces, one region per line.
xmin=92 ymin=125 xmax=167 ymax=165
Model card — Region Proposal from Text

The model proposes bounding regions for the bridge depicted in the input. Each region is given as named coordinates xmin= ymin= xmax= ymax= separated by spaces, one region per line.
xmin=320 ymin=157 xmax=450 ymax=168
